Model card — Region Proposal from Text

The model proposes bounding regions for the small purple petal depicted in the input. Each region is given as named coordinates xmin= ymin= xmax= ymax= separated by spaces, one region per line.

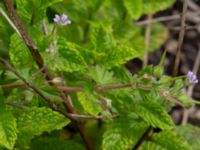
xmin=53 ymin=13 xmax=71 ymax=26
xmin=61 ymin=14 xmax=68 ymax=20
xmin=53 ymin=14 xmax=60 ymax=23
xmin=187 ymin=71 xmax=198 ymax=84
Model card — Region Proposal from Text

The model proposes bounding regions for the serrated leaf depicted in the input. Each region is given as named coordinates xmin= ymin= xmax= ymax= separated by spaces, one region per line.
xmin=16 ymin=107 xmax=70 ymax=147
xmin=90 ymin=23 xmax=114 ymax=54
xmin=88 ymin=65 xmax=115 ymax=85
xmin=0 ymin=111 xmax=17 ymax=150
xmin=44 ymin=39 xmax=87 ymax=72
xmin=9 ymin=34 xmax=33 ymax=69
xmin=102 ymin=117 xmax=149 ymax=150
xmin=151 ymin=130 xmax=191 ymax=150
xmin=77 ymin=92 xmax=102 ymax=116
xmin=134 ymin=100 xmax=174 ymax=130
xmin=89 ymin=23 xmax=139 ymax=68
xmin=30 ymin=137 xmax=85 ymax=150
xmin=176 ymin=124 xmax=200 ymax=150
xmin=102 ymin=45 xmax=139 ymax=68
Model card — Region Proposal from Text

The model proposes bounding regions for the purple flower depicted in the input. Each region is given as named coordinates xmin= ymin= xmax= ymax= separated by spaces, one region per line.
xmin=53 ymin=14 xmax=71 ymax=26
xmin=187 ymin=71 xmax=198 ymax=84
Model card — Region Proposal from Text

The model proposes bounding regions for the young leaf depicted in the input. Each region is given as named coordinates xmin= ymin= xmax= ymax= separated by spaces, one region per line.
xmin=87 ymin=65 xmax=115 ymax=85
xmin=102 ymin=45 xmax=139 ymax=68
xmin=44 ymin=38 xmax=88 ymax=72
xmin=77 ymin=92 xmax=102 ymax=116
xmin=16 ymin=107 xmax=70 ymax=147
xmin=89 ymin=23 xmax=139 ymax=68
xmin=123 ymin=0 xmax=143 ymax=20
xmin=0 ymin=111 xmax=17 ymax=150
xmin=123 ymin=0 xmax=175 ymax=20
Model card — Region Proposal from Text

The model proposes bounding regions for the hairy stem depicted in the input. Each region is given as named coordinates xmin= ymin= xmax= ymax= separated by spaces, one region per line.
xmin=181 ymin=44 xmax=200 ymax=125
xmin=2 ymin=0 xmax=93 ymax=149
xmin=173 ymin=0 xmax=189 ymax=76
xmin=143 ymin=14 xmax=153 ymax=67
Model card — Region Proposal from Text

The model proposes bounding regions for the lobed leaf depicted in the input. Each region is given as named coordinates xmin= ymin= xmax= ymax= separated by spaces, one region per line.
xmin=77 ymin=92 xmax=102 ymax=116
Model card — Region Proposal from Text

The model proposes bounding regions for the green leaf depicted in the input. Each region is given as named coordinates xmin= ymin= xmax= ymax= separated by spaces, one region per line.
xmin=134 ymin=93 xmax=174 ymax=130
xmin=44 ymin=38 xmax=87 ymax=72
xmin=9 ymin=34 xmax=34 ymax=69
xmin=90 ymin=23 xmax=114 ymax=53
xmin=102 ymin=45 xmax=139 ymax=68
xmin=141 ymin=141 xmax=167 ymax=150
xmin=77 ymin=92 xmax=102 ymax=116
xmin=176 ymin=124 xmax=200 ymax=150
xmin=102 ymin=117 xmax=149 ymax=150
xmin=16 ymin=0 xmax=63 ymax=25
xmin=123 ymin=0 xmax=175 ymax=20
xmin=87 ymin=65 xmax=115 ymax=85
xmin=30 ymin=137 xmax=85 ymax=150
xmin=150 ymin=130 xmax=191 ymax=150
xmin=89 ymin=23 xmax=139 ymax=68
xmin=124 ymin=0 xmax=143 ymax=20
xmin=0 ymin=111 xmax=17 ymax=150
xmin=16 ymin=107 xmax=70 ymax=147
xmin=142 ymin=0 xmax=175 ymax=14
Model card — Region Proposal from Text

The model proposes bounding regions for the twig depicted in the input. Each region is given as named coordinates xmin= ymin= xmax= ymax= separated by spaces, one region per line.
xmin=0 ymin=58 xmax=57 ymax=109
xmin=67 ymin=113 xmax=118 ymax=120
xmin=0 ymin=7 xmax=20 ymax=36
xmin=136 ymin=14 xmax=180 ymax=26
xmin=94 ymin=83 xmax=134 ymax=92
xmin=181 ymin=44 xmax=200 ymax=125
xmin=55 ymin=86 xmax=84 ymax=92
xmin=168 ymin=24 xmax=200 ymax=31
xmin=173 ymin=0 xmax=189 ymax=76
xmin=135 ymin=11 xmax=200 ymax=26
xmin=5 ymin=102 xmax=27 ymax=109
xmin=2 ymin=0 xmax=51 ymax=80
xmin=1 ymin=83 xmax=25 ymax=90
xmin=2 ymin=1 xmax=93 ymax=149
xmin=143 ymin=15 xmax=153 ymax=67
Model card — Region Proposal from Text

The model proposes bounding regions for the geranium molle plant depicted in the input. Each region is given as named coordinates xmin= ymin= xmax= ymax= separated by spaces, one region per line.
xmin=0 ymin=0 xmax=199 ymax=150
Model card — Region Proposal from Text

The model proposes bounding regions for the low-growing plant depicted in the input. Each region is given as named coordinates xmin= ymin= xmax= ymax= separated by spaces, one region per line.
xmin=0 ymin=0 xmax=199 ymax=150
